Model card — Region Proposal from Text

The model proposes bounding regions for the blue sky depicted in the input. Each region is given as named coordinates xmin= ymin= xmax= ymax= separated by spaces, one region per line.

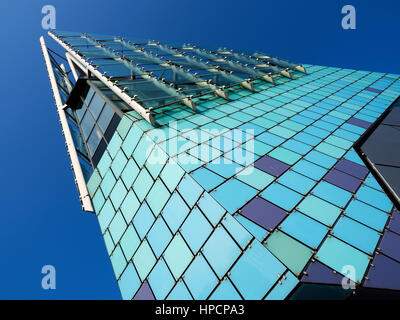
xmin=0 ymin=0 xmax=399 ymax=299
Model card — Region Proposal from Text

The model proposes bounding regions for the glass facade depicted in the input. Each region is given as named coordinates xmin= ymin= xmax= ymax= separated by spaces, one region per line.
xmin=43 ymin=31 xmax=400 ymax=300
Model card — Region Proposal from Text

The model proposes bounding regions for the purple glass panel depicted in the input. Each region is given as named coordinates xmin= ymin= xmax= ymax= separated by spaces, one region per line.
xmin=240 ymin=197 xmax=287 ymax=231
xmin=379 ymin=230 xmax=400 ymax=262
xmin=133 ymin=281 xmax=155 ymax=300
xmin=365 ymin=253 xmax=400 ymax=290
xmin=347 ymin=117 xmax=371 ymax=129
xmin=302 ymin=261 xmax=355 ymax=286
xmin=254 ymin=155 xmax=289 ymax=177
xmin=324 ymin=169 xmax=362 ymax=193
xmin=365 ymin=87 xmax=383 ymax=94
xmin=334 ymin=159 xmax=369 ymax=180
xmin=388 ymin=208 xmax=400 ymax=235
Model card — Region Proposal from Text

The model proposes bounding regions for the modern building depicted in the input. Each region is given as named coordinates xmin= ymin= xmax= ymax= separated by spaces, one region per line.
xmin=41 ymin=30 xmax=400 ymax=300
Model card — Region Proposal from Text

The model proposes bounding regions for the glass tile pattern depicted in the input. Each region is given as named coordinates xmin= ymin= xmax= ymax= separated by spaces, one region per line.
xmin=46 ymin=31 xmax=400 ymax=300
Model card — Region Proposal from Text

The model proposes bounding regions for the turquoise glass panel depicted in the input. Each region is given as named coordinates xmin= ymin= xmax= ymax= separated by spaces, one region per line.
xmin=110 ymin=245 xmax=126 ymax=278
xmin=210 ymin=279 xmax=242 ymax=300
xmin=148 ymin=258 xmax=175 ymax=300
xmin=118 ymin=262 xmax=140 ymax=300
xmin=356 ymin=185 xmax=393 ymax=212
xmin=236 ymin=215 xmax=268 ymax=242
xmin=184 ymin=254 xmax=218 ymax=299
xmin=344 ymin=200 xmax=388 ymax=231
xmin=147 ymin=216 xmax=172 ymax=258
xmin=198 ymin=192 xmax=226 ymax=226
xmin=280 ymin=211 xmax=328 ymax=249
xmin=332 ymin=216 xmax=380 ymax=254
xmin=109 ymin=211 xmax=127 ymax=243
xmin=133 ymin=202 xmax=155 ymax=239
xmin=265 ymin=271 xmax=298 ymax=300
xmin=120 ymin=224 xmax=140 ymax=260
xmin=120 ymin=190 xmax=140 ymax=223
xmin=211 ymin=178 xmax=257 ymax=214
xmin=230 ymin=241 xmax=285 ymax=299
xmin=312 ymin=181 xmax=352 ymax=208
xmin=146 ymin=179 xmax=170 ymax=216
xmin=261 ymin=183 xmax=302 ymax=211
xmin=317 ymin=236 xmax=369 ymax=282
xmin=278 ymin=170 xmax=316 ymax=195
xmin=297 ymin=195 xmax=341 ymax=226
xmin=181 ymin=207 xmax=213 ymax=253
xmin=162 ymin=191 xmax=190 ymax=233
xmin=164 ymin=233 xmax=193 ymax=280
xmin=203 ymin=226 xmax=241 ymax=278
xmin=222 ymin=214 xmax=253 ymax=248
xmin=167 ymin=281 xmax=193 ymax=300
xmin=133 ymin=240 xmax=156 ymax=281
xmin=177 ymin=175 xmax=203 ymax=207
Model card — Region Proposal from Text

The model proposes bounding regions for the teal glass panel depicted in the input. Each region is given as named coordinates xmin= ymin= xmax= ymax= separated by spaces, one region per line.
xmin=312 ymin=181 xmax=352 ymax=208
xmin=184 ymin=254 xmax=218 ymax=299
xmin=110 ymin=179 xmax=127 ymax=210
xmin=133 ymin=240 xmax=156 ymax=281
xmin=210 ymin=279 xmax=242 ymax=300
xmin=109 ymin=210 xmax=127 ymax=243
xmin=167 ymin=281 xmax=193 ymax=300
xmin=111 ymin=150 xmax=128 ymax=177
xmin=230 ymin=241 xmax=285 ymax=299
xmin=265 ymin=230 xmax=313 ymax=275
xmin=147 ymin=216 xmax=172 ymax=258
xmin=277 ymin=170 xmax=315 ymax=195
xmin=222 ymin=214 xmax=253 ymax=248
xmin=162 ymin=191 xmax=190 ymax=233
xmin=291 ymin=160 xmax=327 ymax=181
xmin=122 ymin=125 xmax=143 ymax=156
xmin=265 ymin=271 xmax=298 ymax=300
xmin=305 ymin=150 xmax=337 ymax=169
xmin=120 ymin=158 xmax=139 ymax=189
xmin=97 ymin=148 xmax=112 ymax=177
xmin=356 ymin=185 xmax=393 ymax=212
xmin=191 ymin=167 xmax=224 ymax=191
xmin=236 ymin=166 xmax=275 ymax=190
xmin=100 ymin=169 xmax=116 ymax=196
xmin=133 ymin=202 xmax=155 ymax=239
xmin=87 ymin=169 xmax=101 ymax=197
xmin=98 ymin=199 xmax=115 ymax=233
xmin=107 ymin=133 xmax=122 ymax=159
xmin=315 ymin=142 xmax=346 ymax=159
xmin=160 ymin=161 xmax=185 ymax=192
xmin=181 ymin=207 xmax=213 ymax=253
xmin=198 ymin=192 xmax=226 ymax=226
xmin=133 ymin=168 xmax=153 ymax=202
xmin=118 ymin=262 xmax=140 ymax=300
xmin=120 ymin=190 xmax=140 ymax=223
xmin=344 ymin=200 xmax=388 ymax=231
xmin=280 ymin=211 xmax=328 ymax=249
xmin=177 ymin=175 xmax=203 ymax=207
xmin=297 ymin=195 xmax=341 ymax=226
xmin=146 ymin=179 xmax=170 ymax=216
xmin=236 ymin=215 xmax=268 ymax=242
xmin=211 ymin=178 xmax=258 ymax=214
xmin=332 ymin=216 xmax=380 ymax=254
xmin=316 ymin=236 xmax=369 ymax=282
xmin=164 ymin=233 xmax=193 ymax=280
xmin=148 ymin=258 xmax=175 ymax=300
xmin=269 ymin=147 xmax=301 ymax=165
xmin=110 ymin=245 xmax=126 ymax=278
xmin=120 ymin=224 xmax=140 ymax=260
xmin=203 ymin=226 xmax=241 ymax=278
xmin=92 ymin=188 xmax=105 ymax=212
xmin=261 ymin=183 xmax=302 ymax=211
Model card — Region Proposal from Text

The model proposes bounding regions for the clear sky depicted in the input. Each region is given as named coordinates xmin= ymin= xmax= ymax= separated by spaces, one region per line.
xmin=0 ymin=0 xmax=399 ymax=299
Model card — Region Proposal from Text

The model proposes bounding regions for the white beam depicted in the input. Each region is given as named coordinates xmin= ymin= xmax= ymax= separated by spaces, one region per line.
xmin=40 ymin=36 xmax=94 ymax=212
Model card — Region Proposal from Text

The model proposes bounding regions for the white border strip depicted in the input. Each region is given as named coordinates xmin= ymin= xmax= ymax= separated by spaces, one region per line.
xmin=40 ymin=36 xmax=94 ymax=212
